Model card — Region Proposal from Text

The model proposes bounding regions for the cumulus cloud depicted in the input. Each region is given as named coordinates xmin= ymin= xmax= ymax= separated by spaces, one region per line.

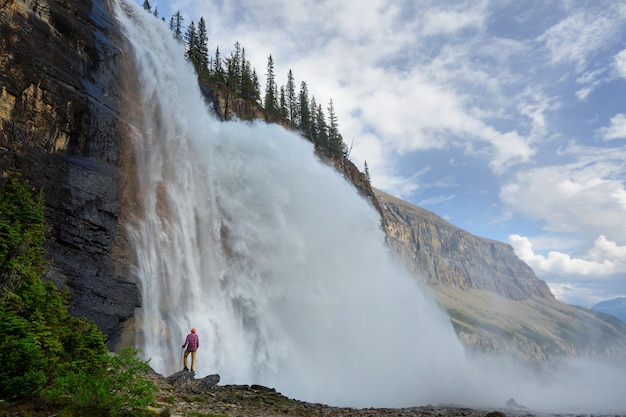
xmin=500 ymin=146 xmax=626 ymax=242
xmin=508 ymin=234 xmax=624 ymax=276
xmin=509 ymin=234 xmax=626 ymax=307
xmin=548 ymin=282 xmax=613 ymax=308
xmin=598 ymin=113 xmax=626 ymax=140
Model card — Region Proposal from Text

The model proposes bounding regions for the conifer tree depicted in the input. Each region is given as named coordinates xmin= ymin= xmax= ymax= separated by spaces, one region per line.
xmin=239 ymin=47 xmax=247 ymax=93
xmin=226 ymin=42 xmax=242 ymax=94
xmin=364 ymin=160 xmax=371 ymax=183
xmin=251 ymin=69 xmax=261 ymax=103
xmin=197 ymin=17 xmax=209 ymax=77
xmin=298 ymin=81 xmax=311 ymax=137
xmin=315 ymin=103 xmax=329 ymax=150
xmin=212 ymin=46 xmax=225 ymax=84
xmin=309 ymin=95 xmax=318 ymax=144
xmin=169 ymin=11 xmax=184 ymax=41
xmin=184 ymin=21 xmax=199 ymax=69
xmin=279 ymin=86 xmax=288 ymax=120
xmin=327 ymin=98 xmax=345 ymax=155
xmin=286 ymin=69 xmax=297 ymax=126
xmin=240 ymin=48 xmax=256 ymax=101
xmin=142 ymin=0 xmax=151 ymax=12
xmin=153 ymin=6 xmax=159 ymax=18
xmin=264 ymin=55 xmax=278 ymax=121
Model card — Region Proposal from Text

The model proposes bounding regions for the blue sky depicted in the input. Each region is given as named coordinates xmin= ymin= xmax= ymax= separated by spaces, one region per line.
xmin=136 ymin=0 xmax=626 ymax=309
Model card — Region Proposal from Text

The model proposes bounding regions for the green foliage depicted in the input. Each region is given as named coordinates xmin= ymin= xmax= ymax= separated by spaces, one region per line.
xmin=264 ymin=54 xmax=279 ymax=121
xmin=0 ymin=172 xmax=46 ymax=297
xmin=0 ymin=175 xmax=157 ymax=416
xmin=0 ymin=173 xmax=49 ymax=397
xmin=44 ymin=347 xmax=158 ymax=416
xmin=0 ymin=309 xmax=47 ymax=397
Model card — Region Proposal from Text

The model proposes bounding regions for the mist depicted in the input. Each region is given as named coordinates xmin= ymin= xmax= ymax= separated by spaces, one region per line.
xmin=114 ymin=0 xmax=626 ymax=412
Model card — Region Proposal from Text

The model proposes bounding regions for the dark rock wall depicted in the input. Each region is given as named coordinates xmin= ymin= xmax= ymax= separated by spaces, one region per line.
xmin=0 ymin=0 xmax=138 ymax=348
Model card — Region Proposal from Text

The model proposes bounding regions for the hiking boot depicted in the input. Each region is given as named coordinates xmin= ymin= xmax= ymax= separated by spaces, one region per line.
xmin=183 ymin=367 xmax=189 ymax=371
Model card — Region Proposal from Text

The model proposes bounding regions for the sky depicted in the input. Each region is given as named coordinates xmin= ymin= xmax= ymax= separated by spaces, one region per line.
xmin=136 ymin=0 xmax=626 ymax=309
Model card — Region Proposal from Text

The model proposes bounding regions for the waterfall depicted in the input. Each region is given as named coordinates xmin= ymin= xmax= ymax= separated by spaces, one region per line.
xmin=113 ymin=0 xmax=626 ymax=411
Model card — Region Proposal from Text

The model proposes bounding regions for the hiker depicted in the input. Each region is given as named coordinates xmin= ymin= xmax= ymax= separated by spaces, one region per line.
xmin=182 ymin=328 xmax=199 ymax=372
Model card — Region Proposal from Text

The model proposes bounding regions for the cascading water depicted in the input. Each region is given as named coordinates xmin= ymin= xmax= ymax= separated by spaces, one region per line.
xmin=114 ymin=0 xmax=626 ymax=411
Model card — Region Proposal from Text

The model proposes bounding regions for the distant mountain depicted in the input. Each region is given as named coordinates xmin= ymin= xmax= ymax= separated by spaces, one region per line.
xmin=592 ymin=298 xmax=626 ymax=323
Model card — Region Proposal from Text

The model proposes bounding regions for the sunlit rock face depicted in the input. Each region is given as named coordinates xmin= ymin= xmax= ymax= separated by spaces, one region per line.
xmin=0 ymin=0 xmax=139 ymax=348
xmin=376 ymin=188 xmax=626 ymax=361
xmin=376 ymin=188 xmax=553 ymax=300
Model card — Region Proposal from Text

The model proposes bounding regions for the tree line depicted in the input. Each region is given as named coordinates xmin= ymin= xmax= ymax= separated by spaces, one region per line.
xmin=142 ymin=0 xmax=349 ymax=158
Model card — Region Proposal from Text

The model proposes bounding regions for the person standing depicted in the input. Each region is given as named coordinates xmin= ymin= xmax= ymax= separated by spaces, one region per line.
xmin=182 ymin=328 xmax=199 ymax=372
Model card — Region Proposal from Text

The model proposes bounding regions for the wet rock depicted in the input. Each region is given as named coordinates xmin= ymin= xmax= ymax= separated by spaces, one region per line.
xmin=0 ymin=0 xmax=139 ymax=348
xmin=165 ymin=370 xmax=197 ymax=387
xmin=164 ymin=371 xmax=220 ymax=392
xmin=197 ymin=374 xmax=220 ymax=390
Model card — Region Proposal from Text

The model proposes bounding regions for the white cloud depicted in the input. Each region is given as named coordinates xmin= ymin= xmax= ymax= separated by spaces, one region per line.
xmin=509 ymin=234 xmax=626 ymax=307
xmin=516 ymin=86 xmax=560 ymax=140
xmin=598 ymin=113 xmax=626 ymax=140
xmin=420 ymin=1 xmax=487 ymax=36
xmin=500 ymin=146 xmax=626 ymax=242
xmin=508 ymin=234 xmax=625 ymax=277
xmin=574 ymin=68 xmax=607 ymax=100
xmin=547 ymin=282 xmax=613 ymax=308
xmin=615 ymin=49 xmax=626 ymax=79
xmin=539 ymin=11 xmax=618 ymax=71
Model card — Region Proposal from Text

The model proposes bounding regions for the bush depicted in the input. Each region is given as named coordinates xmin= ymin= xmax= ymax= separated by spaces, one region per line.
xmin=43 ymin=347 xmax=158 ymax=416
xmin=0 ymin=309 xmax=47 ymax=398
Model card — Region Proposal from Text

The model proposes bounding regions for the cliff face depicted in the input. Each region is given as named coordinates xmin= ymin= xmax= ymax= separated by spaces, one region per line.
xmin=0 ymin=0 xmax=138 ymax=347
xmin=199 ymin=82 xmax=265 ymax=122
xmin=375 ymin=188 xmax=626 ymax=361
xmin=375 ymin=189 xmax=553 ymax=301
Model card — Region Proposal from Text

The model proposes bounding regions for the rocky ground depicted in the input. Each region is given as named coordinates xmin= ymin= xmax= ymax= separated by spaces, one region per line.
xmin=145 ymin=372 xmax=503 ymax=417
xmin=2 ymin=371 xmax=624 ymax=417
xmin=140 ymin=372 xmax=621 ymax=417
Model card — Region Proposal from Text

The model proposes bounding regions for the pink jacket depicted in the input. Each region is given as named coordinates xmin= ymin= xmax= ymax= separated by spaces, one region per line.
xmin=182 ymin=333 xmax=199 ymax=352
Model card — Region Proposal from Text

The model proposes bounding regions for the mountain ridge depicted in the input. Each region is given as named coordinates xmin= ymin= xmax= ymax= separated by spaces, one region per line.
xmin=592 ymin=297 xmax=626 ymax=323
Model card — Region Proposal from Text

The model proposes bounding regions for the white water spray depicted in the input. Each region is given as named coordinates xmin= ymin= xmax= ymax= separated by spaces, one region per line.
xmin=114 ymin=0 xmax=626 ymax=411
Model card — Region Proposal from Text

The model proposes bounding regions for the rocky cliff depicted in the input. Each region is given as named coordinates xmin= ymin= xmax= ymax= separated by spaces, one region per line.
xmin=375 ymin=188 xmax=626 ymax=361
xmin=0 ymin=0 xmax=138 ymax=348
xmin=376 ymin=189 xmax=553 ymax=301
